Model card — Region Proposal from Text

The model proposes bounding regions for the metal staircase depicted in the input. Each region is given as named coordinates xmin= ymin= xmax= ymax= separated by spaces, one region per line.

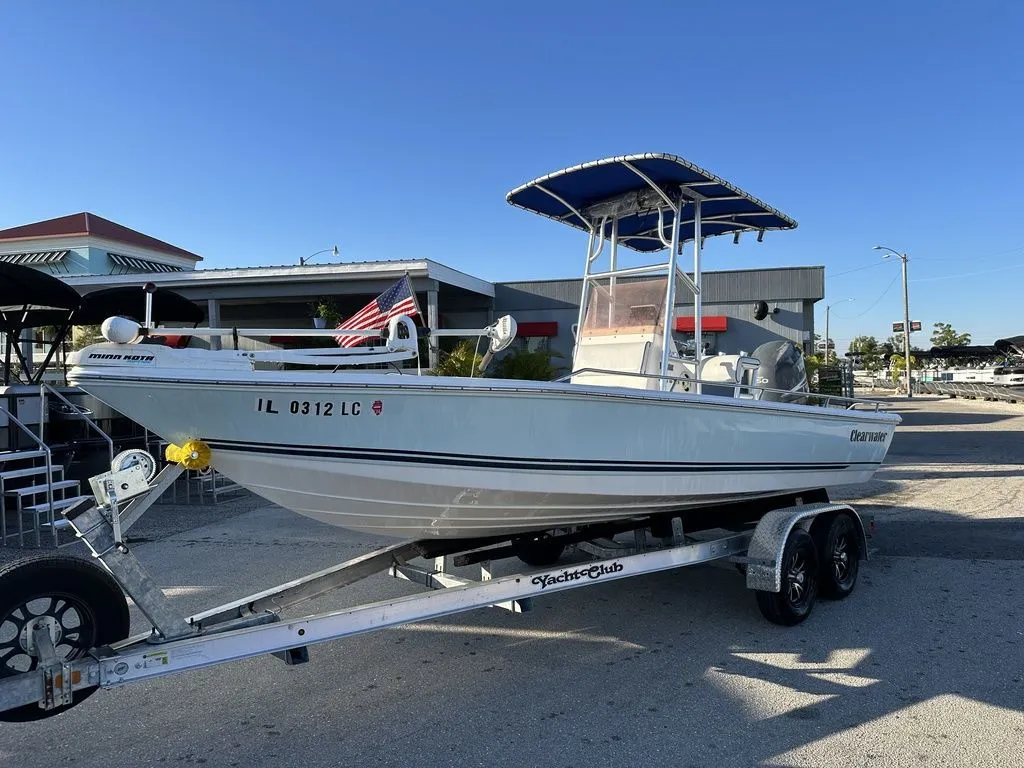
xmin=0 ymin=385 xmax=112 ymax=547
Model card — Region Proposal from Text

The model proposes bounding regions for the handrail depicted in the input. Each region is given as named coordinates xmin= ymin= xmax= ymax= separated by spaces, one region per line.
xmin=40 ymin=383 xmax=114 ymax=464
xmin=555 ymin=367 xmax=886 ymax=412
xmin=1 ymin=404 xmax=55 ymax=541
xmin=151 ymin=326 xmax=382 ymax=338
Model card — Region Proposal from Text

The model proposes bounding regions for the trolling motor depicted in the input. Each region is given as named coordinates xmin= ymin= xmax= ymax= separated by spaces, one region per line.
xmin=476 ymin=315 xmax=518 ymax=373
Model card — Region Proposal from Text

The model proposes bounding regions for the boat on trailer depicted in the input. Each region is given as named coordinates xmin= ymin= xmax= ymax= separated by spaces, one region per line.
xmin=992 ymin=335 xmax=1024 ymax=388
xmin=1 ymin=153 xmax=901 ymax=721
xmin=64 ymin=153 xmax=900 ymax=539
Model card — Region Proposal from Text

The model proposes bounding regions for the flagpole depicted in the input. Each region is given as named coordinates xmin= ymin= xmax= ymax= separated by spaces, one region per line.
xmin=333 ymin=274 xmax=424 ymax=352
xmin=405 ymin=272 xmax=425 ymax=320
xmin=401 ymin=272 xmax=427 ymax=371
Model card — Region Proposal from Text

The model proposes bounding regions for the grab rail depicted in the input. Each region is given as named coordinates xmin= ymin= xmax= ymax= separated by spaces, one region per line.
xmin=1 ymin=405 xmax=55 ymax=544
xmin=40 ymin=383 xmax=114 ymax=464
xmin=555 ymin=367 xmax=886 ymax=412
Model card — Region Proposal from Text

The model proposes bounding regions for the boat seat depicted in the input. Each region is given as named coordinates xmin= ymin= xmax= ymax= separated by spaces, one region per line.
xmin=695 ymin=355 xmax=760 ymax=398
xmin=698 ymin=356 xmax=743 ymax=384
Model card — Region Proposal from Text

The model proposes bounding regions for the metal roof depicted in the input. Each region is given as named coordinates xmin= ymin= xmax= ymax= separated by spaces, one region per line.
xmin=506 ymin=153 xmax=796 ymax=253
xmin=61 ymin=259 xmax=495 ymax=297
xmin=0 ymin=212 xmax=202 ymax=261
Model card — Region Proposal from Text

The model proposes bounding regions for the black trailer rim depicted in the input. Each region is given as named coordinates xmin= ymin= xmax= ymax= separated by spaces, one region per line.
xmin=832 ymin=534 xmax=850 ymax=583
xmin=785 ymin=551 xmax=809 ymax=605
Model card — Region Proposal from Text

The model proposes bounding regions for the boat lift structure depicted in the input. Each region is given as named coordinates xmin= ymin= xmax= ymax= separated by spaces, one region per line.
xmin=0 ymin=446 xmax=867 ymax=721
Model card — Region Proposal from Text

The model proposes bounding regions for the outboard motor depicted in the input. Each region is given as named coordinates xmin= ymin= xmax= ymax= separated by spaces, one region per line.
xmin=749 ymin=340 xmax=809 ymax=403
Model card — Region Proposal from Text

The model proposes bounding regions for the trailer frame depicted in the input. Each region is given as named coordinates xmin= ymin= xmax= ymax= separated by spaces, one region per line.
xmin=0 ymin=458 xmax=867 ymax=719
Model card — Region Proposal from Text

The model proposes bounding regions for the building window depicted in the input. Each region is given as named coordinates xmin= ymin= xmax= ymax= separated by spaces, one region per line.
xmin=513 ymin=336 xmax=551 ymax=353
xmin=514 ymin=321 xmax=558 ymax=353
xmin=674 ymin=332 xmax=718 ymax=355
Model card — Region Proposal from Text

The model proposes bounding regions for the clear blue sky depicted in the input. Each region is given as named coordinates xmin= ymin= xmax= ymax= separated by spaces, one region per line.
xmin=2 ymin=1 xmax=1022 ymax=350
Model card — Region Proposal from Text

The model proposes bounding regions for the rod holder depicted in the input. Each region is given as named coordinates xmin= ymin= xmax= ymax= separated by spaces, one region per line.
xmin=143 ymin=282 xmax=157 ymax=329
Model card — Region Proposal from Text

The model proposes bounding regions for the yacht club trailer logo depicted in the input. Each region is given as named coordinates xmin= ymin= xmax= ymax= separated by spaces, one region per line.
xmin=531 ymin=562 xmax=624 ymax=589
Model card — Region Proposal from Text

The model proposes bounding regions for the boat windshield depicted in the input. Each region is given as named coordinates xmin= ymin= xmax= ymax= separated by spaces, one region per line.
xmin=581 ymin=276 xmax=669 ymax=337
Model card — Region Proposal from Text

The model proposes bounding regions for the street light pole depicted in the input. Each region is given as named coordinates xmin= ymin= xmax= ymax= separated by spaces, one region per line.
xmin=900 ymin=255 xmax=911 ymax=398
xmin=825 ymin=306 xmax=829 ymax=365
xmin=299 ymin=245 xmax=340 ymax=266
xmin=873 ymin=245 xmax=912 ymax=399
xmin=824 ymin=297 xmax=854 ymax=365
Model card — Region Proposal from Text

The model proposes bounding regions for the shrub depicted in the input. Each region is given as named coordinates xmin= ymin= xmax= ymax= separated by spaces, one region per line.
xmin=429 ymin=339 xmax=485 ymax=377
xmin=493 ymin=348 xmax=564 ymax=381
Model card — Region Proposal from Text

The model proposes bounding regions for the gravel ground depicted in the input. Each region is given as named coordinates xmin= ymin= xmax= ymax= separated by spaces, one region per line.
xmin=1 ymin=394 xmax=1022 ymax=767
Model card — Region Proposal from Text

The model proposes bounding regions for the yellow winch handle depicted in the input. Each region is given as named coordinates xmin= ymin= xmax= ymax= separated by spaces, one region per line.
xmin=165 ymin=440 xmax=212 ymax=470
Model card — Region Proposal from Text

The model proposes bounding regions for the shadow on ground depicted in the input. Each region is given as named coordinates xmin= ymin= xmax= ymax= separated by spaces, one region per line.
xmin=891 ymin=410 xmax=1017 ymax=427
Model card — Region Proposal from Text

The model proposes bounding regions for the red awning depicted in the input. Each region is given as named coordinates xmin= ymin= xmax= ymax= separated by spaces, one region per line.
xmin=517 ymin=321 xmax=558 ymax=337
xmin=157 ymin=334 xmax=192 ymax=349
xmin=674 ymin=315 xmax=728 ymax=333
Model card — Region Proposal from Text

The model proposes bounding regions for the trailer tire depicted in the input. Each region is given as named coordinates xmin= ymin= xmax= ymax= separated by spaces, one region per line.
xmin=515 ymin=535 xmax=566 ymax=567
xmin=755 ymin=528 xmax=818 ymax=626
xmin=814 ymin=512 xmax=860 ymax=600
xmin=0 ymin=555 xmax=130 ymax=721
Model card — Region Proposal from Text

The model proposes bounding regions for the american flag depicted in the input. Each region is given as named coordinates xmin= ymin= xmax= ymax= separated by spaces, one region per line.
xmin=334 ymin=274 xmax=420 ymax=348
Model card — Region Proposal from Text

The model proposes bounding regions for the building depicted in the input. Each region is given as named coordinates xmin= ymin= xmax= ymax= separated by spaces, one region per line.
xmin=60 ymin=260 xmax=495 ymax=368
xmin=0 ymin=213 xmax=824 ymax=370
xmin=497 ymin=266 xmax=824 ymax=360
xmin=0 ymin=212 xmax=201 ymax=276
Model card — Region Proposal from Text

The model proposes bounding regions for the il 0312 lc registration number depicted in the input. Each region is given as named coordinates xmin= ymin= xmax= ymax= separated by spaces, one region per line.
xmin=254 ymin=397 xmax=361 ymax=417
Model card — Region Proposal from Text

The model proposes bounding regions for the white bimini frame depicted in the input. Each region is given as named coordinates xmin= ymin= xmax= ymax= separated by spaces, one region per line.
xmin=507 ymin=153 xmax=797 ymax=392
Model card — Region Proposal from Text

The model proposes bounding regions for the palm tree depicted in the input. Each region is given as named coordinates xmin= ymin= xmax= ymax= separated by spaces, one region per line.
xmin=429 ymin=339 xmax=485 ymax=377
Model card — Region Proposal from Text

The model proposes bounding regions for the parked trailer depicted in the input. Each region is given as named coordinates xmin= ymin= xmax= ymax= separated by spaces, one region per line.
xmin=0 ymin=453 xmax=868 ymax=721
xmin=917 ymin=380 xmax=1022 ymax=403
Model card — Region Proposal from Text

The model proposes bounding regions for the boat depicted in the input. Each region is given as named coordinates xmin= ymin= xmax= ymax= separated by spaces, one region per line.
xmin=67 ymin=153 xmax=901 ymax=540
xmin=991 ymin=335 xmax=1024 ymax=387
xmin=921 ymin=365 xmax=999 ymax=384
xmin=917 ymin=336 xmax=1024 ymax=389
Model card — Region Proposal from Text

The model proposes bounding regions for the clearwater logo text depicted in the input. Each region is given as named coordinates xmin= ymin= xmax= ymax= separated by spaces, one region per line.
xmin=850 ymin=429 xmax=887 ymax=443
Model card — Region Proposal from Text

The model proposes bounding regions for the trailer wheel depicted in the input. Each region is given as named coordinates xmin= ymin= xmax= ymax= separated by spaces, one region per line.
xmin=0 ymin=555 xmax=130 ymax=721
xmin=814 ymin=512 xmax=860 ymax=600
xmin=515 ymin=534 xmax=566 ymax=567
xmin=755 ymin=528 xmax=819 ymax=626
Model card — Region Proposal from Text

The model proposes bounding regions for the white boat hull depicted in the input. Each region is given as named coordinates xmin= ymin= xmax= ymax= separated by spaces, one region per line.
xmin=69 ymin=353 xmax=899 ymax=539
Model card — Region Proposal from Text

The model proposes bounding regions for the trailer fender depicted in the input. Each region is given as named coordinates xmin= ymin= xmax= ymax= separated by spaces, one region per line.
xmin=745 ymin=502 xmax=866 ymax=593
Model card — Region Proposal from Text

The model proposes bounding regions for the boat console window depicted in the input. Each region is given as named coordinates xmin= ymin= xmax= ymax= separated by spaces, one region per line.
xmin=581 ymin=277 xmax=668 ymax=337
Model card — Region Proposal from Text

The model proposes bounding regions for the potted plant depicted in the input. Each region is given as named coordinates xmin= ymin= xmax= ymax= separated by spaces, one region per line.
xmin=309 ymin=297 xmax=341 ymax=329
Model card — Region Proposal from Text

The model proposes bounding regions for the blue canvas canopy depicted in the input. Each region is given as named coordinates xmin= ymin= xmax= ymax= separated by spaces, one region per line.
xmin=506 ymin=153 xmax=796 ymax=252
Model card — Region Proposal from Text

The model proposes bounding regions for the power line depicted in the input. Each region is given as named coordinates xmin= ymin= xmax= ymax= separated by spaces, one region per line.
xmin=833 ymin=275 xmax=900 ymax=319
xmin=829 ymin=261 xmax=889 ymax=278
xmin=829 ymin=243 xmax=1024 ymax=277
xmin=911 ymin=243 xmax=1024 ymax=262
xmin=913 ymin=262 xmax=1024 ymax=282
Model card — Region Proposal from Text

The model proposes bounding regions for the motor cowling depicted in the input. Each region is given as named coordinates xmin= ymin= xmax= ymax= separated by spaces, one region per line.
xmin=750 ymin=340 xmax=809 ymax=403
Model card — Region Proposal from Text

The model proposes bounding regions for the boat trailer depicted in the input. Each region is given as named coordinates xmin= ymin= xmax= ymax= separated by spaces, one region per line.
xmin=0 ymin=449 xmax=869 ymax=721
